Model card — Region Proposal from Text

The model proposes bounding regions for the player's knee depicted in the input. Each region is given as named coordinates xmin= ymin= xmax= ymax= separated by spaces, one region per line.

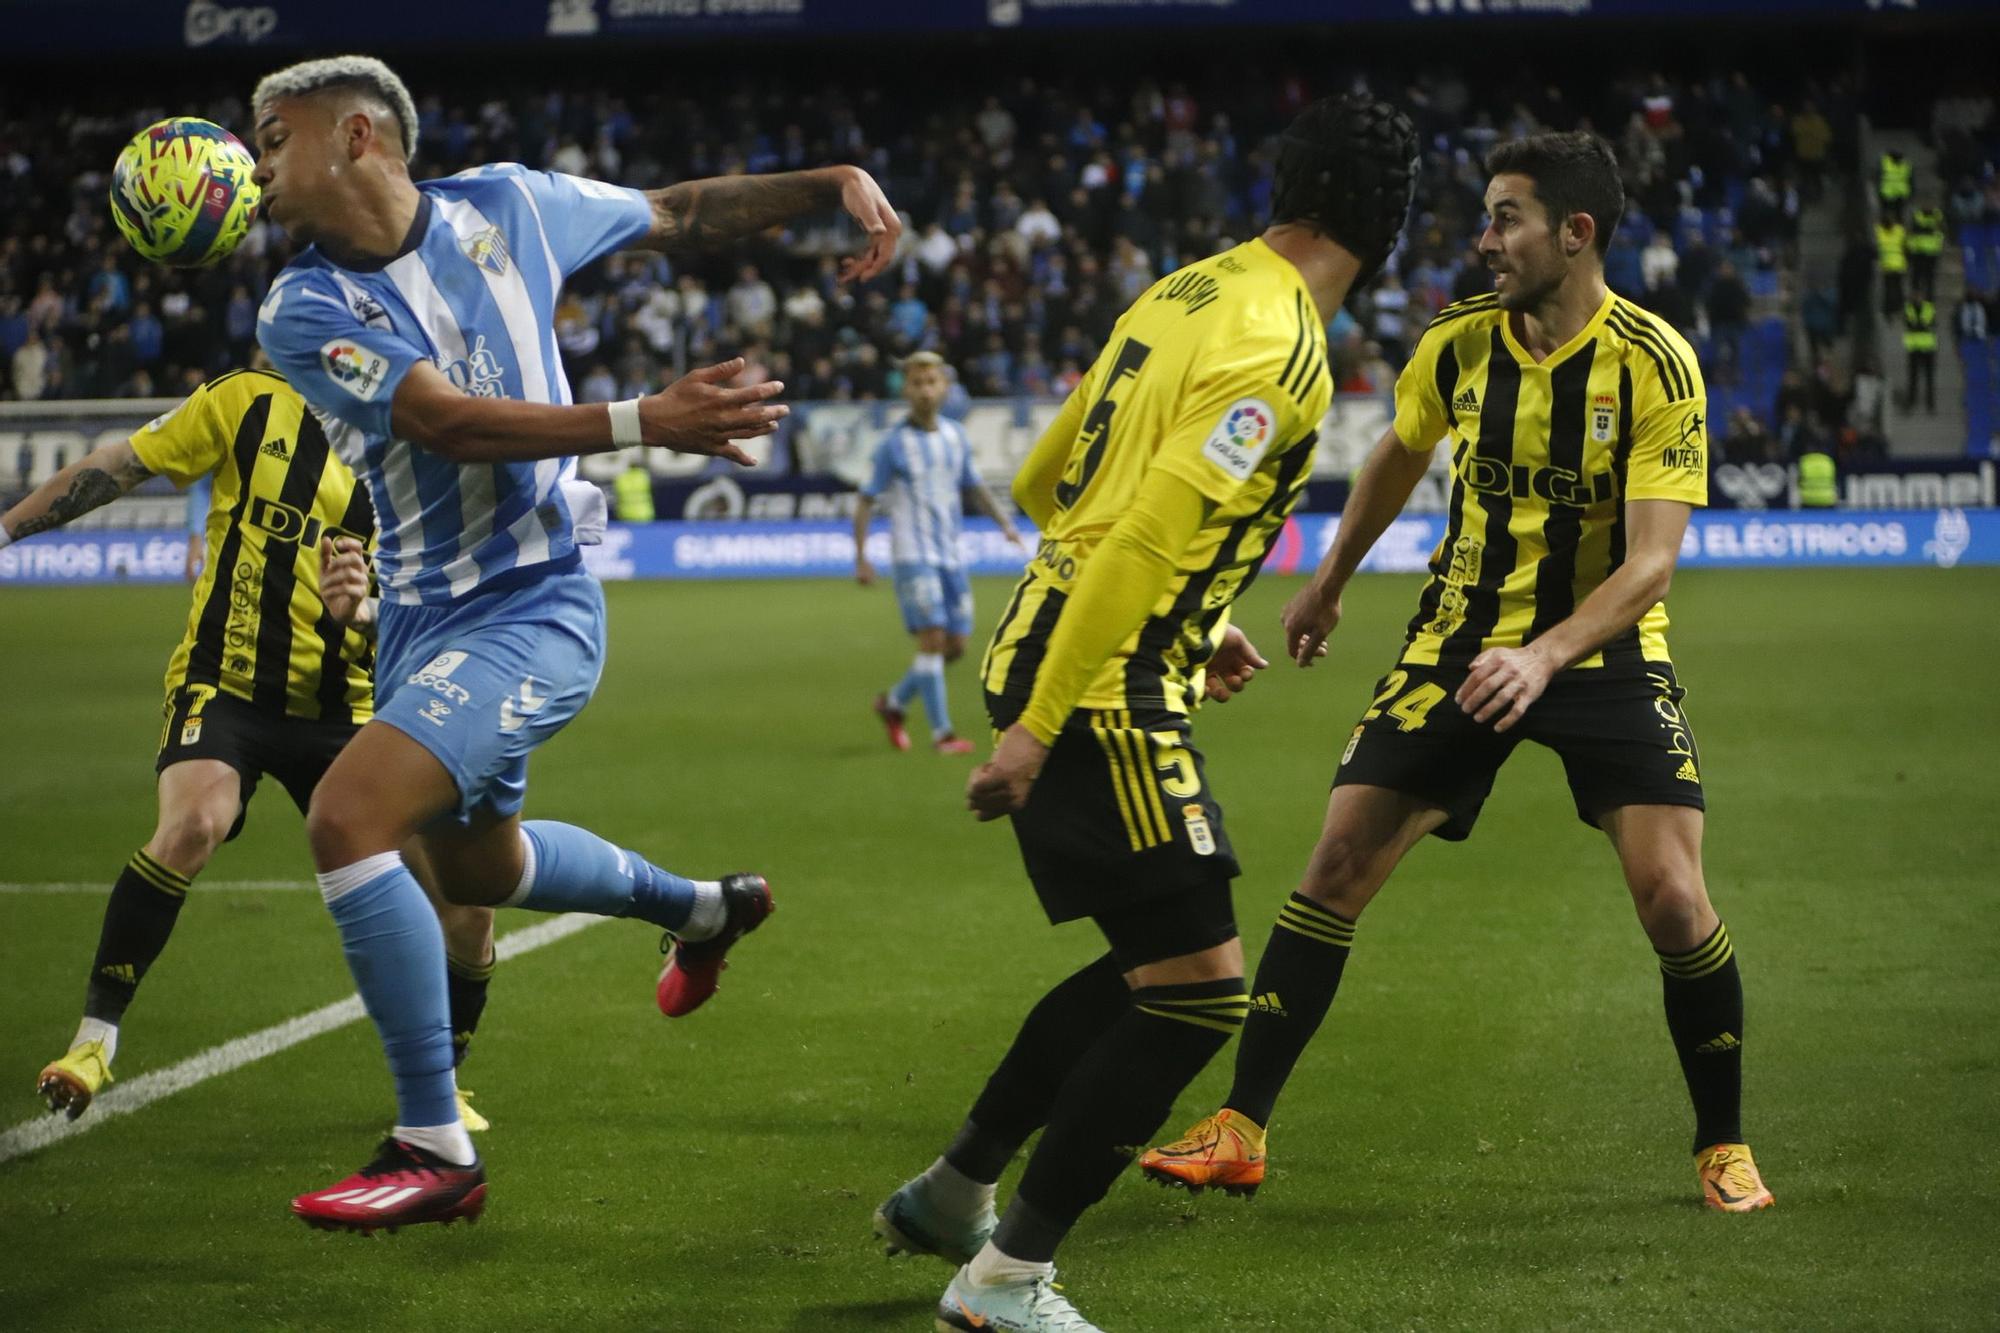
xmin=1298 ymin=833 xmax=1382 ymax=915
xmin=1627 ymin=866 xmax=1710 ymax=941
xmin=435 ymin=900 xmax=495 ymax=954
xmin=305 ymin=784 xmax=388 ymax=870
xmin=150 ymin=810 xmax=226 ymax=874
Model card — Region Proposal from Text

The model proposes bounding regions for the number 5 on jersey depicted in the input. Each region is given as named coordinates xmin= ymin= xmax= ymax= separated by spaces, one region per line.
xmin=1055 ymin=338 xmax=1152 ymax=510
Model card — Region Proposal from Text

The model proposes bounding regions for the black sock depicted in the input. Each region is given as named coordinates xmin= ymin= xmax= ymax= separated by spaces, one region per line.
xmin=83 ymin=851 xmax=192 ymax=1025
xmin=947 ymin=953 xmax=1130 ymax=1184
xmin=446 ymin=952 xmax=494 ymax=1069
xmin=1658 ymin=922 xmax=1744 ymax=1153
xmin=999 ymin=977 xmax=1247 ymax=1262
xmin=1223 ymin=893 xmax=1355 ymax=1127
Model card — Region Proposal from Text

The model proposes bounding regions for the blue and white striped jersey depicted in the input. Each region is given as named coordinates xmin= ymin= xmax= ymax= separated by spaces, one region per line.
xmin=862 ymin=418 xmax=981 ymax=570
xmin=257 ymin=164 xmax=651 ymax=604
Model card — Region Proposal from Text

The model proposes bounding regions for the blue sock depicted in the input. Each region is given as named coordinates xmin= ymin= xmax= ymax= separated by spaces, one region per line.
xmin=889 ymin=665 xmax=921 ymax=709
xmin=512 ymin=820 xmax=697 ymax=930
xmin=318 ymin=854 xmax=457 ymax=1129
xmin=913 ymin=653 xmax=952 ymax=738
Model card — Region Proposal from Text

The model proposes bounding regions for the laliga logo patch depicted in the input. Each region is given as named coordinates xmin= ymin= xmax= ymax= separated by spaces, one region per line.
xmin=1201 ymin=397 xmax=1276 ymax=481
xmin=319 ymin=340 xmax=390 ymax=402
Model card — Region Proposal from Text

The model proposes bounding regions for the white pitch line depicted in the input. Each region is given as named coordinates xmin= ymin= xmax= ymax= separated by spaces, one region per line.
xmin=0 ymin=912 xmax=606 ymax=1165
xmin=0 ymin=880 xmax=312 ymax=895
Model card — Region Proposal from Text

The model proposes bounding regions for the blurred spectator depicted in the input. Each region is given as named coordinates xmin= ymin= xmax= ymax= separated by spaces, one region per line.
xmin=1642 ymin=230 xmax=1679 ymax=293
xmin=1721 ymin=406 xmax=1777 ymax=464
xmin=13 ymin=328 xmax=48 ymax=400
xmin=1707 ymin=262 xmax=1751 ymax=380
xmin=726 ymin=265 xmax=777 ymax=337
xmin=1801 ymin=280 xmax=1839 ymax=360
xmin=1370 ymin=271 xmax=1410 ymax=362
xmin=1790 ymin=100 xmax=1833 ymax=200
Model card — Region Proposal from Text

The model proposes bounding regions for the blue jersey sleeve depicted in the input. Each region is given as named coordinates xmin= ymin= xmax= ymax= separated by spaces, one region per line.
xmin=257 ymin=270 xmax=429 ymax=439
xmin=861 ymin=436 xmax=899 ymax=498
xmin=517 ymin=170 xmax=653 ymax=277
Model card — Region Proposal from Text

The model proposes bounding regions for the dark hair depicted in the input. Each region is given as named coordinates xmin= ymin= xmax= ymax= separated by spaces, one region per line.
xmin=1484 ymin=131 xmax=1625 ymax=256
xmin=1270 ymin=95 xmax=1420 ymax=282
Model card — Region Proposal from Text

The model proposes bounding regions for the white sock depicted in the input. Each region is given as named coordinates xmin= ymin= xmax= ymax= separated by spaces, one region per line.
xmin=919 ymin=1156 xmax=996 ymax=1219
xmin=965 ymin=1240 xmax=1053 ymax=1288
xmin=73 ymin=1017 xmax=119 ymax=1065
xmin=394 ymin=1119 xmax=476 ymax=1167
xmin=677 ymin=880 xmax=726 ymax=941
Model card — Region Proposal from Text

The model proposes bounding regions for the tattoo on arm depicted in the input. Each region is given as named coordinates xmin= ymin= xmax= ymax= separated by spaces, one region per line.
xmin=647 ymin=171 xmax=838 ymax=251
xmin=9 ymin=452 xmax=155 ymax=539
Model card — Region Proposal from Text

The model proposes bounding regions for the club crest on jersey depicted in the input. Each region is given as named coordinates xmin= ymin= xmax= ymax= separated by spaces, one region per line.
xmin=1202 ymin=397 xmax=1275 ymax=481
xmin=1182 ymin=804 xmax=1216 ymax=857
xmin=1591 ymin=393 xmax=1617 ymax=443
xmin=319 ymin=340 xmax=390 ymax=401
xmin=462 ymin=225 xmax=511 ymax=277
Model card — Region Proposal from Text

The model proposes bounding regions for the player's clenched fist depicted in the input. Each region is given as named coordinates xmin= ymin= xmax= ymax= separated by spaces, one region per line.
xmin=640 ymin=358 xmax=787 ymax=465
xmin=317 ymin=536 xmax=373 ymax=627
xmin=966 ymin=724 xmax=1049 ymax=821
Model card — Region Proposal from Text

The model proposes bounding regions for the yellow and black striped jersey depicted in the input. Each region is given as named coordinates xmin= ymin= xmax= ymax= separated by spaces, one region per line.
xmin=132 ymin=369 xmax=375 ymax=722
xmin=984 ymin=238 xmax=1333 ymax=715
xmin=1391 ymin=290 xmax=1707 ymax=671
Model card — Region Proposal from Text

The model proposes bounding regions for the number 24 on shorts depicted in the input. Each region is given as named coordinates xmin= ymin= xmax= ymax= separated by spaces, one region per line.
xmin=1364 ymin=670 xmax=1447 ymax=733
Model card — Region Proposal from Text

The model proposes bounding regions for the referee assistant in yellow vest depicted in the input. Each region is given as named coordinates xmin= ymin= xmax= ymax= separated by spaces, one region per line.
xmin=1904 ymin=298 xmax=1938 ymax=412
xmin=1879 ymin=150 xmax=1912 ymax=208
xmin=1908 ymin=203 xmax=1946 ymax=300
xmin=1876 ymin=214 xmax=1907 ymax=317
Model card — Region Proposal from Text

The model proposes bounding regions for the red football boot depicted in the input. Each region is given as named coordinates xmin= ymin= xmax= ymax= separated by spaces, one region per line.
xmin=657 ymin=874 xmax=775 ymax=1018
xmin=873 ymin=693 xmax=912 ymax=751
xmin=292 ymin=1137 xmax=486 ymax=1234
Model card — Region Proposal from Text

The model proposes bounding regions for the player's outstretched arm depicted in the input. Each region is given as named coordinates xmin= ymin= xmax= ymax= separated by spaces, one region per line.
xmin=1457 ymin=499 xmax=1692 ymax=733
xmin=1281 ymin=426 xmax=1434 ymax=666
xmin=391 ymin=358 xmax=784 ymax=466
xmin=0 ymin=440 xmax=154 ymax=547
xmin=644 ymin=165 xmax=901 ymax=283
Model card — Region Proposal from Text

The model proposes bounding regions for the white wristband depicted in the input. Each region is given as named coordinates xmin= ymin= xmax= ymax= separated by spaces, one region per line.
xmin=607 ymin=398 xmax=643 ymax=449
xmin=0 ymin=524 xmax=13 ymax=552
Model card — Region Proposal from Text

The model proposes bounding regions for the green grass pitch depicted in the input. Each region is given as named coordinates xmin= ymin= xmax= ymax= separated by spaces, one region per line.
xmin=1 ymin=567 xmax=1995 ymax=1330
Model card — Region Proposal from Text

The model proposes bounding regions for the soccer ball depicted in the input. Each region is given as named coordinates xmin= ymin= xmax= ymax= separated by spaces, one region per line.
xmin=108 ymin=118 xmax=261 ymax=268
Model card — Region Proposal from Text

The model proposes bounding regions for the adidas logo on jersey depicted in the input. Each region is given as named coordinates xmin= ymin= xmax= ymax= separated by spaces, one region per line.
xmin=1675 ymin=758 xmax=1700 ymax=783
xmin=1453 ymin=385 xmax=1480 ymax=414
xmin=1695 ymin=1031 xmax=1741 ymax=1054
xmin=259 ymin=436 xmax=291 ymax=460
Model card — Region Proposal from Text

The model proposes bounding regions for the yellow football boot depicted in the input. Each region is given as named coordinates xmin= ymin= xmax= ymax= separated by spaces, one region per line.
xmin=456 ymin=1087 xmax=490 ymax=1133
xmin=1139 ymin=1109 xmax=1266 ymax=1197
xmin=1696 ymin=1142 xmax=1775 ymax=1212
xmin=38 ymin=1040 xmax=114 ymax=1120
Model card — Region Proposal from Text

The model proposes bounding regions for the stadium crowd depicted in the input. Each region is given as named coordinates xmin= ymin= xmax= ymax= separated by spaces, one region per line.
xmin=0 ymin=58 xmax=1914 ymax=442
